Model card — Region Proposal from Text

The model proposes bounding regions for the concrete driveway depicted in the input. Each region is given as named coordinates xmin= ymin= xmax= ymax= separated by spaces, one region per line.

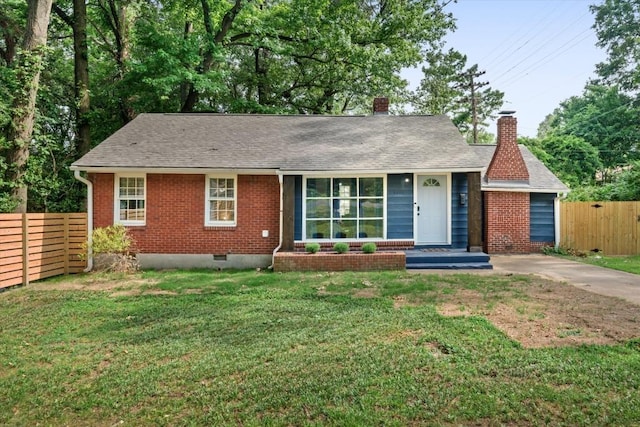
xmin=490 ymin=254 xmax=640 ymax=305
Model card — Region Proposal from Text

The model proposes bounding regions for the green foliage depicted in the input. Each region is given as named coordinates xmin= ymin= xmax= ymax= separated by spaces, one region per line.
xmin=333 ymin=242 xmax=350 ymax=254
xmin=567 ymin=161 xmax=640 ymax=201
xmin=85 ymin=224 xmax=135 ymax=257
xmin=361 ymin=242 xmax=377 ymax=254
xmin=540 ymin=85 xmax=640 ymax=182
xmin=520 ymin=134 xmax=602 ymax=187
xmin=540 ymin=245 xmax=569 ymax=256
xmin=304 ymin=242 xmax=321 ymax=254
xmin=592 ymin=0 xmax=640 ymax=92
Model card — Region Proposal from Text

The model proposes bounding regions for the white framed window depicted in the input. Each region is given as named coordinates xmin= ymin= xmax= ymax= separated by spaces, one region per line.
xmin=114 ymin=174 xmax=146 ymax=226
xmin=205 ymin=175 xmax=237 ymax=226
xmin=304 ymin=176 xmax=385 ymax=240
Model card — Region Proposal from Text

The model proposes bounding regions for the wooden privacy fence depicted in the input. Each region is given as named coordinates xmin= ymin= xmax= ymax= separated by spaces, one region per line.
xmin=560 ymin=201 xmax=640 ymax=255
xmin=0 ymin=213 xmax=87 ymax=289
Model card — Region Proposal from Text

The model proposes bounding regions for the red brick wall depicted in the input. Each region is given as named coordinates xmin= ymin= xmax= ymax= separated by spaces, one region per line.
xmin=484 ymin=191 xmax=531 ymax=253
xmin=90 ymin=173 xmax=280 ymax=255
xmin=486 ymin=116 xmax=529 ymax=182
xmin=274 ymin=251 xmax=405 ymax=272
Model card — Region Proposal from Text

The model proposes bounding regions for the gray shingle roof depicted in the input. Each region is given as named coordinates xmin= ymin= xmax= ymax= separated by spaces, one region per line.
xmin=470 ymin=144 xmax=569 ymax=192
xmin=72 ymin=113 xmax=567 ymax=193
xmin=72 ymin=113 xmax=485 ymax=171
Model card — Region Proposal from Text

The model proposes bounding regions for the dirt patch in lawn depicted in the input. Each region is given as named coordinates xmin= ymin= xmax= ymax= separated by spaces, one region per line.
xmin=27 ymin=276 xmax=160 ymax=294
xmin=22 ymin=271 xmax=640 ymax=348
xmin=436 ymin=277 xmax=640 ymax=348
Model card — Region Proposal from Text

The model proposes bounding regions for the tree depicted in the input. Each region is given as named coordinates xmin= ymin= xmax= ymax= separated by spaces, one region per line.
xmin=53 ymin=0 xmax=91 ymax=156
xmin=591 ymin=0 xmax=640 ymax=93
xmin=411 ymin=49 xmax=504 ymax=142
xmin=539 ymin=85 xmax=640 ymax=182
xmin=521 ymin=134 xmax=602 ymax=188
xmin=2 ymin=0 xmax=53 ymax=212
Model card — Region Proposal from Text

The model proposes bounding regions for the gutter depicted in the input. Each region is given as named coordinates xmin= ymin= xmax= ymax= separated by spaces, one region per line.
xmin=270 ymin=172 xmax=284 ymax=269
xmin=555 ymin=191 xmax=569 ymax=250
xmin=73 ymin=170 xmax=93 ymax=272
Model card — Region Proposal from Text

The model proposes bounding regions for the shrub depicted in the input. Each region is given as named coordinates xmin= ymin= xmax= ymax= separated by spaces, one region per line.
xmin=361 ymin=242 xmax=377 ymax=254
xmin=305 ymin=243 xmax=321 ymax=254
xmin=333 ymin=242 xmax=349 ymax=254
xmin=82 ymin=224 xmax=139 ymax=272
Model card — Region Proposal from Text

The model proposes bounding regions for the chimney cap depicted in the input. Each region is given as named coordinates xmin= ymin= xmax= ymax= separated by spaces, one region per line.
xmin=498 ymin=110 xmax=516 ymax=116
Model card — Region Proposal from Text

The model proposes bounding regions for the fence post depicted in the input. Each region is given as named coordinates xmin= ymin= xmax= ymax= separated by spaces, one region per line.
xmin=22 ymin=213 xmax=29 ymax=286
xmin=64 ymin=214 xmax=70 ymax=274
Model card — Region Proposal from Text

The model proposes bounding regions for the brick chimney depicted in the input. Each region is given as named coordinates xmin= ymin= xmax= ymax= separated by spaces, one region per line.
xmin=373 ymin=97 xmax=389 ymax=115
xmin=483 ymin=111 xmax=531 ymax=254
xmin=486 ymin=112 xmax=529 ymax=183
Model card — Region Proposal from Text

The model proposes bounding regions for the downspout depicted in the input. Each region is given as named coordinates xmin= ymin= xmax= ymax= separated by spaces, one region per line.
xmin=554 ymin=192 xmax=568 ymax=250
xmin=270 ymin=171 xmax=284 ymax=269
xmin=73 ymin=170 xmax=93 ymax=272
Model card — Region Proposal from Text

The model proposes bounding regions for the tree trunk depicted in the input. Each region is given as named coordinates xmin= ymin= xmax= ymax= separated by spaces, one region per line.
xmin=5 ymin=0 xmax=53 ymax=213
xmin=181 ymin=0 xmax=244 ymax=112
xmin=74 ymin=0 xmax=91 ymax=156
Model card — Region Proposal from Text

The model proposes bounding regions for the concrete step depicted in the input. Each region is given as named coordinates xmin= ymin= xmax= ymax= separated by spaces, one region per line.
xmin=406 ymin=262 xmax=493 ymax=270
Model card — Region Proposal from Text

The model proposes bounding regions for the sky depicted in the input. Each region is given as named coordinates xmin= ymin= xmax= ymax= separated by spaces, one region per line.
xmin=402 ymin=0 xmax=606 ymax=138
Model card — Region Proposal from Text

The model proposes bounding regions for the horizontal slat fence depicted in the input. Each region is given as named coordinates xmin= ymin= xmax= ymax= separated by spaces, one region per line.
xmin=1 ymin=213 xmax=87 ymax=288
xmin=560 ymin=201 xmax=640 ymax=255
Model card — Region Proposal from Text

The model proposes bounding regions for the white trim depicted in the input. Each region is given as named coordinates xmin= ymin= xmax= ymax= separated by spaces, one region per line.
xmin=71 ymin=166 xmax=278 ymax=175
xmin=414 ymin=173 xmax=451 ymax=246
xmin=284 ymin=167 xmax=484 ymax=175
xmin=205 ymin=174 xmax=238 ymax=227
xmin=71 ymin=166 xmax=485 ymax=175
xmin=114 ymin=173 xmax=146 ymax=226
xmin=302 ymin=174 xmax=386 ymax=241
xmin=271 ymin=172 xmax=284 ymax=268
xmin=73 ymin=170 xmax=93 ymax=272
xmin=482 ymin=187 xmax=570 ymax=193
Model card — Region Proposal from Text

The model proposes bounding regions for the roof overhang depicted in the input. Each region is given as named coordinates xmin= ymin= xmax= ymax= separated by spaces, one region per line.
xmin=69 ymin=166 xmax=279 ymax=175
xmin=279 ymin=167 xmax=485 ymax=175
xmin=482 ymin=187 xmax=570 ymax=194
xmin=71 ymin=166 xmax=486 ymax=175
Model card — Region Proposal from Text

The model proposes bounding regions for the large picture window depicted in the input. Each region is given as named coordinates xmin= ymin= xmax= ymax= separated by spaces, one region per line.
xmin=115 ymin=175 xmax=146 ymax=225
xmin=206 ymin=176 xmax=236 ymax=226
xmin=305 ymin=177 xmax=384 ymax=239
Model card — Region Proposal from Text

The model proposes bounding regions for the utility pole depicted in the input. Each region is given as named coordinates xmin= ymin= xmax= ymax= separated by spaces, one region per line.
xmin=459 ymin=68 xmax=488 ymax=144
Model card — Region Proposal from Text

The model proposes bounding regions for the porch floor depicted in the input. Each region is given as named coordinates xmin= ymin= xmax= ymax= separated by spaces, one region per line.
xmin=405 ymin=248 xmax=492 ymax=270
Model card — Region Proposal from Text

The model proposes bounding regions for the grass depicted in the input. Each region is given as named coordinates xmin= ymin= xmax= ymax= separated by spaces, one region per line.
xmin=1 ymin=270 xmax=640 ymax=426
xmin=566 ymin=253 xmax=640 ymax=275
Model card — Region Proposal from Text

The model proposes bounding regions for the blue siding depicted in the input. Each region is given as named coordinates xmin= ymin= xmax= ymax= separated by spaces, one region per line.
xmin=451 ymin=173 xmax=468 ymax=249
xmin=294 ymin=175 xmax=303 ymax=240
xmin=387 ymin=174 xmax=414 ymax=239
xmin=530 ymin=193 xmax=555 ymax=242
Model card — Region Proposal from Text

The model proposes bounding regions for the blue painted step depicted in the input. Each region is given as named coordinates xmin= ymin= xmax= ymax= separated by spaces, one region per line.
xmin=406 ymin=262 xmax=493 ymax=270
xmin=404 ymin=250 xmax=492 ymax=270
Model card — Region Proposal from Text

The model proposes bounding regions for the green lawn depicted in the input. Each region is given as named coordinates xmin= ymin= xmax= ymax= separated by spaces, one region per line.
xmin=574 ymin=254 xmax=640 ymax=275
xmin=1 ymin=270 xmax=639 ymax=426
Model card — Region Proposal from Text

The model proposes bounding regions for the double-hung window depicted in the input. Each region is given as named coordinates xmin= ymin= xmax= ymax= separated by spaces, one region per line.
xmin=206 ymin=176 xmax=236 ymax=226
xmin=115 ymin=174 xmax=146 ymax=225
xmin=305 ymin=177 xmax=384 ymax=239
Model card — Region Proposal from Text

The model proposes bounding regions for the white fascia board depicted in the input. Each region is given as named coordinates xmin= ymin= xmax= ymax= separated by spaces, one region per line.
xmin=280 ymin=167 xmax=485 ymax=175
xmin=70 ymin=166 xmax=279 ymax=175
xmin=482 ymin=187 xmax=570 ymax=193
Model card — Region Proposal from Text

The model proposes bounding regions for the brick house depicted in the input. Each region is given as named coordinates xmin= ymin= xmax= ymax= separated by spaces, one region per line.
xmin=71 ymin=100 xmax=567 ymax=270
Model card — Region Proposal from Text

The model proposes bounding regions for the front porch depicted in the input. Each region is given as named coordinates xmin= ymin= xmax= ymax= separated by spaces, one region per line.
xmin=273 ymin=248 xmax=491 ymax=272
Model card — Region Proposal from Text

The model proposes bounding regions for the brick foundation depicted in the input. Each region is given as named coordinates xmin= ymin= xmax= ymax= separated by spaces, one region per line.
xmin=274 ymin=251 xmax=405 ymax=272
